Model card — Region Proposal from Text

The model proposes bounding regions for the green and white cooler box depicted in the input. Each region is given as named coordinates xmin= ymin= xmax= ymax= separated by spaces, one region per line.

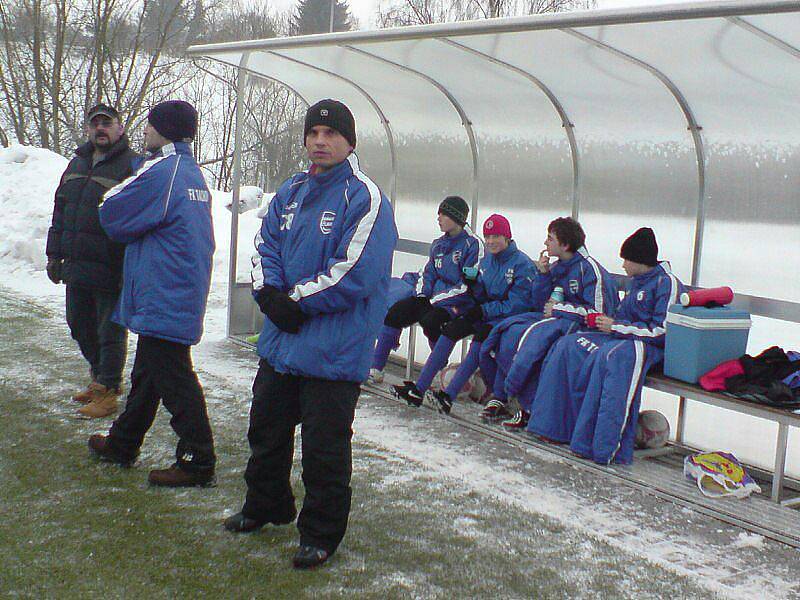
xmin=663 ymin=305 xmax=751 ymax=384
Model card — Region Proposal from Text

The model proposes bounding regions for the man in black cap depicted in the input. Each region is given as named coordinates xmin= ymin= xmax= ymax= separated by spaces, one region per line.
xmin=224 ymin=99 xmax=398 ymax=569
xmin=88 ymin=100 xmax=217 ymax=488
xmin=46 ymin=104 xmax=139 ymax=418
xmin=369 ymin=195 xmax=482 ymax=384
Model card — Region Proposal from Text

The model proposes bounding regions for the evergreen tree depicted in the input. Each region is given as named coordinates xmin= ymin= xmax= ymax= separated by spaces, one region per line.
xmin=291 ymin=0 xmax=353 ymax=35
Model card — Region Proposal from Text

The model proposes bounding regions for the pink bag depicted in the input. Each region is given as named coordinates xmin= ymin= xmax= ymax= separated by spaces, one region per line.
xmin=699 ymin=358 xmax=744 ymax=391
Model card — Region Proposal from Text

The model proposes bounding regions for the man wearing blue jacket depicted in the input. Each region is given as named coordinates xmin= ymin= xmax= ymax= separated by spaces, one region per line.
xmin=480 ymin=217 xmax=617 ymax=429
xmin=529 ymin=228 xmax=684 ymax=465
xmin=224 ymin=100 xmax=398 ymax=569
xmin=394 ymin=214 xmax=534 ymax=413
xmin=87 ymin=100 xmax=217 ymax=488
xmin=369 ymin=196 xmax=482 ymax=384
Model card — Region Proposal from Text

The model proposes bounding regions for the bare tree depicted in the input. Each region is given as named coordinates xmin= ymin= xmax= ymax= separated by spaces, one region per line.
xmin=377 ymin=0 xmax=595 ymax=26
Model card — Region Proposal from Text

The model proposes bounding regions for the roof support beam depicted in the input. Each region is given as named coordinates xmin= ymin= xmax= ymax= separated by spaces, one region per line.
xmin=727 ymin=16 xmax=800 ymax=59
xmin=440 ymin=38 xmax=580 ymax=219
xmin=227 ymin=52 xmax=250 ymax=338
xmin=341 ymin=45 xmax=481 ymax=231
xmin=267 ymin=50 xmax=399 ymax=207
xmin=563 ymin=28 xmax=707 ymax=287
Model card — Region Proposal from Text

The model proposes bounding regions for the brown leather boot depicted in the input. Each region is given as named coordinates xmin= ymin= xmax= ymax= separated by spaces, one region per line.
xmin=148 ymin=464 xmax=215 ymax=487
xmin=88 ymin=434 xmax=136 ymax=467
xmin=72 ymin=382 xmax=103 ymax=404
xmin=77 ymin=385 xmax=119 ymax=419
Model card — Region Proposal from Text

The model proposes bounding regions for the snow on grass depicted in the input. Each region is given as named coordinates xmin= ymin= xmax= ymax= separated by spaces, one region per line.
xmin=1 ymin=144 xmax=799 ymax=598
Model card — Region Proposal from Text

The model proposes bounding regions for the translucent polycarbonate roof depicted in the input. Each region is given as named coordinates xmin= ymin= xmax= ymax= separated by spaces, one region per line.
xmin=188 ymin=0 xmax=800 ymax=301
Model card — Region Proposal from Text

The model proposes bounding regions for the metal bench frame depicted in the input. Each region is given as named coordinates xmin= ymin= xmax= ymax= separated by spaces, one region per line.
xmin=393 ymin=241 xmax=800 ymax=504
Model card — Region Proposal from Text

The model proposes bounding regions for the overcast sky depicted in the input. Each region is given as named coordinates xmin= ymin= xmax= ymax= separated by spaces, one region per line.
xmin=264 ymin=0 xmax=698 ymax=31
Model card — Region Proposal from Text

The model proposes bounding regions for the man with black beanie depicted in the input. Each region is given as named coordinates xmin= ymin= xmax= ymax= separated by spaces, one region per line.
xmin=224 ymin=99 xmax=398 ymax=569
xmin=46 ymin=104 xmax=140 ymax=418
xmin=87 ymin=100 xmax=217 ymax=488
xmin=529 ymin=227 xmax=685 ymax=466
xmin=369 ymin=195 xmax=482 ymax=385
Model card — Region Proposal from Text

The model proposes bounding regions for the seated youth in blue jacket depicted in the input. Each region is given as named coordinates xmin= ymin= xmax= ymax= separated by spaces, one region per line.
xmin=393 ymin=214 xmax=534 ymax=413
xmin=529 ymin=228 xmax=684 ymax=465
xmin=369 ymin=196 xmax=482 ymax=384
xmin=480 ymin=217 xmax=617 ymax=429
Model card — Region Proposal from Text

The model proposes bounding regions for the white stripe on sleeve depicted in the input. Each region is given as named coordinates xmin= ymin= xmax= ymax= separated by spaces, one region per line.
xmin=431 ymin=284 xmax=468 ymax=305
xmin=577 ymin=247 xmax=604 ymax=313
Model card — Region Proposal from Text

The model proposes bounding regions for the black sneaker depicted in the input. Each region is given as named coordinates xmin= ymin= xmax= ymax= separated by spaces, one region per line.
xmin=480 ymin=398 xmax=511 ymax=421
xmin=292 ymin=545 xmax=329 ymax=569
xmin=428 ymin=389 xmax=453 ymax=415
xmin=224 ymin=512 xmax=266 ymax=533
xmin=392 ymin=381 xmax=424 ymax=407
xmin=502 ymin=410 xmax=530 ymax=429
xmin=224 ymin=508 xmax=297 ymax=532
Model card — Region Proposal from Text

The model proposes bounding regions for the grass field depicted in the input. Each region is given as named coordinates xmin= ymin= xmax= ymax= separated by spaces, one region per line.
xmin=0 ymin=288 xmax=788 ymax=599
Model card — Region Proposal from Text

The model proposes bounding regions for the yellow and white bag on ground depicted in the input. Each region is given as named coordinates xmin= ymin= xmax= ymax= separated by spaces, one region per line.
xmin=683 ymin=451 xmax=762 ymax=499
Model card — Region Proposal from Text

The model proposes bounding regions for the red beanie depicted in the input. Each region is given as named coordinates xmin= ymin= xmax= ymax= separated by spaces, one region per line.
xmin=483 ymin=214 xmax=512 ymax=239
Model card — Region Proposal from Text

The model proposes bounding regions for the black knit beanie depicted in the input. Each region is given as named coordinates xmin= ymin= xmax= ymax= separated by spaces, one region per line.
xmin=620 ymin=227 xmax=659 ymax=266
xmin=438 ymin=196 xmax=469 ymax=227
xmin=148 ymin=100 xmax=197 ymax=141
xmin=304 ymin=99 xmax=356 ymax=148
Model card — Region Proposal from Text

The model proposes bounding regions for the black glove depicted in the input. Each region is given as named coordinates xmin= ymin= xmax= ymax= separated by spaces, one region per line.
xmin=255 ymin=286 xmax=307 ymax=334
xmin=415 ymin=296 xmax=432 ymax=310
xmin=464 ymin=304 xmax=483 ymax=323
xmin=46 ymin=259 xmax=62 ymax=284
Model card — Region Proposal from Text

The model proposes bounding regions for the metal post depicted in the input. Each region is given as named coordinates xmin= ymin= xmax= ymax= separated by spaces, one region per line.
xmin=406 ymin=324 xmax=417 ymax=380
xmin=329 ymin=0 xmax=335 ymax=32
xmin=675 ymin=396 xmax=686 ymax=444
xmin=563 ymin=28 xmax=706 ymax=286
xmin=772 ymin=423 xmax=789 ymax=503
xmin=341 ymin=45 xmax=479 ymax=231
xmin=439 ymin=38 xmax=580 ymax=222
xmin=226 ymin=53 xmax=250 ymax=338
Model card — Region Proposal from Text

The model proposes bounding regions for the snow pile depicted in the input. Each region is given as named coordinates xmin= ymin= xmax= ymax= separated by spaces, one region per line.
xmin=0 ymin=145 xmax=68 ymax=272
xmin=0 ymin=143 xmax=267 ymax=340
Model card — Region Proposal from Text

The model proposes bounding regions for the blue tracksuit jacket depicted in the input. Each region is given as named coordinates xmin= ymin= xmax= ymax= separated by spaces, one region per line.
xmin=471 ymin=240 xmax=535 ymax=324
xmin=99 ymin=142 xmax=214 ymax=345
xmin=418 ymin=228 xmax=482 ymax=316
xmin=481 ymin=247 xmax=617 ymax=406
xmin=529 ymin=262 xmax=683 ymax=464
xmin=252 ymin=153 xmax=398 ymax=382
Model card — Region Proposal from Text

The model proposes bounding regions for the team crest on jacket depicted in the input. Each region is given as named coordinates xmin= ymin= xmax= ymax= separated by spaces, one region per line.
xmin=569 ymin=279 xmax=579 ymax=294
xmin=505 ymin=268 xmax=514 ymax=284
xmin=320 ymin=211 xmax=336 ymax=234
xmin=452 ymin=250 xmax=462 ymax=264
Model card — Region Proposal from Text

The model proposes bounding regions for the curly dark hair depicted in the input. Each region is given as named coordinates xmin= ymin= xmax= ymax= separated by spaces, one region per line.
xmin=547 ymin=217 xmax=586 ymax=253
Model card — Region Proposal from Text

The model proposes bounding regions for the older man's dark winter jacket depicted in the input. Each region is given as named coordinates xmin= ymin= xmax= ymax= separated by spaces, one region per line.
xmin=46 ymin=136 xmax=139 ymax=291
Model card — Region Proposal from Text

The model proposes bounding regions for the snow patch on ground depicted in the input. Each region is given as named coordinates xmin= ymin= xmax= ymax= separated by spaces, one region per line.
xmin=1 ymin=143 xmax=799 ymax=599
xmin=732 ymin=532 xmax=766 ymax=550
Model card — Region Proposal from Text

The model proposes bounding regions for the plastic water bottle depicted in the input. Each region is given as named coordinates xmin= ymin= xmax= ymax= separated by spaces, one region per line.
xmin=550 ymin=286 xmax=565 ymax=303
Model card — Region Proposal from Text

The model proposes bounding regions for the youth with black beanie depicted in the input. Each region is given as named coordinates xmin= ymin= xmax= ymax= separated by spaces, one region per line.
xmin=369 ymin=195 xmax=483 ymax=384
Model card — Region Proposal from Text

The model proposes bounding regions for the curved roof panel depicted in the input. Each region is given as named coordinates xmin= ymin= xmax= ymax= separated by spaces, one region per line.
xmin=189 ymin=0 xmax=800 ymax=299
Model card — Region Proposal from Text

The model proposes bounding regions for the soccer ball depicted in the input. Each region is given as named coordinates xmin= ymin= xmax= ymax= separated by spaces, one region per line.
xmin=635 ymin=410 xmax=670 ymax=449
xmin=435 ymin=364 xmax=487 ymax=403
